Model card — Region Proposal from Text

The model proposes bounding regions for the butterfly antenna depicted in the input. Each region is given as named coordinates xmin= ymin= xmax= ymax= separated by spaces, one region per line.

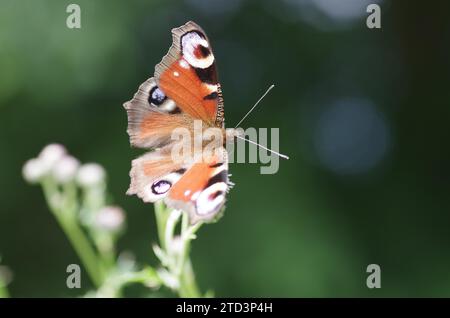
xmin=235 ymin=135 xmax=289 ymax=160
xmin=234 ymin=84 xmax=275 ymax=128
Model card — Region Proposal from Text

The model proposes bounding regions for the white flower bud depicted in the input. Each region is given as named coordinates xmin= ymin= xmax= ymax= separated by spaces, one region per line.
xmin=38 ymin=143 xmax=67 ymax=171
xmin=22 ymin=158 xmax=47 ymax=183
xmin=76 ymin=163 xmax=106 ymax=187
xmin=95 ymin=206 xmax=125 ymax=231
xmin=52 ymin=155 xmax=80 ymax=183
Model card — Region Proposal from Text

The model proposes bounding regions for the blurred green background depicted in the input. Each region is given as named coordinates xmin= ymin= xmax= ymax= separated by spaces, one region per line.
xmin=1 ymin=0 xmax=450 ymax=297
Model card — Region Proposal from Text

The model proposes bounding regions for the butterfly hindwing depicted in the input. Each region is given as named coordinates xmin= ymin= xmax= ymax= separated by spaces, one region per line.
xmin=127 ymin=146 xmax=192 ymax=203
xmin=166 ymin=149 xmax=229 ymax=224
xmin=127 ymin=146 xmax=230 ymax=223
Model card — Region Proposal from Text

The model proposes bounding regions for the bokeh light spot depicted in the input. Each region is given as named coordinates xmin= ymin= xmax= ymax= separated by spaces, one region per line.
xmin=313 ymin=98 xmax=390 ymax=175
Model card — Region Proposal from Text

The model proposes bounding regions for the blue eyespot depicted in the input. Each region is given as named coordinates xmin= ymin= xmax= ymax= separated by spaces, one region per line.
xmin=149 ymin=86 xmax=166 ymax=106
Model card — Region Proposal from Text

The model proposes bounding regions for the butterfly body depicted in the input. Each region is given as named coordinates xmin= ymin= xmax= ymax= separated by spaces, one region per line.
xmin=124 ymin=21 xmax=236 ymax=224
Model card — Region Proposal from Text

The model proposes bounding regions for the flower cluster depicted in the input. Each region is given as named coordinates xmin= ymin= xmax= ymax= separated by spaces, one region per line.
xmin=23 ymin=144 xmax=124 ymax=234
xmin=21 ymin=143 xmax=206 ymax=298
xmin=22 ymin=144 xmax=160 ymax=297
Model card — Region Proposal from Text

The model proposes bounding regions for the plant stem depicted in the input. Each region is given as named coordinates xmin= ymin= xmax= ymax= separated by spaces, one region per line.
xmin=41 ymin=178 xmax=103 ymax=288
xmin=0 ymin=281 xmax=9 ymax=298
xmin=178 ymin=214 xmax=202 ymax=297
xmin=60 ymin=218 xmax=103 ymax=287
xmin=153 ymin=202 xmax=203 ymax=297
xmin=154 ymin=201 xmax=169 ymax=250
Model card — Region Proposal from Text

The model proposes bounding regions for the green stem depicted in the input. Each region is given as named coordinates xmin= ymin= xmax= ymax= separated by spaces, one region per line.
xmin=117 ymin=267 xmax=161 ymax=286
xmin=179 ymin=260 xmax=201 ymax=297
xmin=60 ymin=218 xmax=103 ymax=287
xmin=42 ymin=178 xmax=103 ymax=288
xmin=178 ymin=216 xmax=202 ymax=297
xmin=154 ymin=201 xmax=169 ymax=250
xmin=0 ymin=281 xmax=9 ymax=298
xmin=97 ymin=266 xmax=161 ymax=297
xmin=153 ymin=202 xmax=204 ymax=297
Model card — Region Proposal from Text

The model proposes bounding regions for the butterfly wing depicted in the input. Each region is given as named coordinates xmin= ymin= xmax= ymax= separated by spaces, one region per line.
xmin=123 ymin=21 xmax=224 ymax=149
xmin=165 ymin=148 xmax=230 ymax=224
xmin=126 ymin=146 xmax=192 ymax=203
xmin=127 ymin=146 xmax=230 ymax=224
xmin=123 ymin=77 xmax=196 ymax=149
xmin=155 ymin=21 xmax=224 ymax=127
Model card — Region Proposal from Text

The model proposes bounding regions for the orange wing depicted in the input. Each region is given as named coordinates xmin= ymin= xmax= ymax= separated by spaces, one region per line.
xmin=154 ymin=21 xmax=224 ymax=127
xmin=165 ymin=149 xmax=229 ymax=224
xmin=126 ymin=146 xmax=191 ymax=203
xmin=123 ymin=77 xmax=193 ymax=149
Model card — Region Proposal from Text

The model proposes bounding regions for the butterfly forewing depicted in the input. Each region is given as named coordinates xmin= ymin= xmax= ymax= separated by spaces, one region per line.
xmin=155 ymin=21 xmax=224 ymax=127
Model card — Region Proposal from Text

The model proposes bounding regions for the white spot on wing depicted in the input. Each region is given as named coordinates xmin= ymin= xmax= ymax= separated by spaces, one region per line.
xmin=158 ymin=99 xmax=176 ymax=112
xmin=191 ymin=191 xmax=201 ymax=201
xmin=204 ymin=83 xmax=218 ymax=93
xmin=173 ymin=71 xmax=180 ymax=77
xmin=179 ymin=59 xmax=189 ymax=69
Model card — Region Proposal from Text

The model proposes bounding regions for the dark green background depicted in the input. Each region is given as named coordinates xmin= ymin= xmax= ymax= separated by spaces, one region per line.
xmin=1 ymin=0 xmax=449 ymax=297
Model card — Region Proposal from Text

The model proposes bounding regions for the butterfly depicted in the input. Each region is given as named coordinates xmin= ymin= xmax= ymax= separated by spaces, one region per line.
xmin=123 ymin=21 xmax=240 ymax=224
